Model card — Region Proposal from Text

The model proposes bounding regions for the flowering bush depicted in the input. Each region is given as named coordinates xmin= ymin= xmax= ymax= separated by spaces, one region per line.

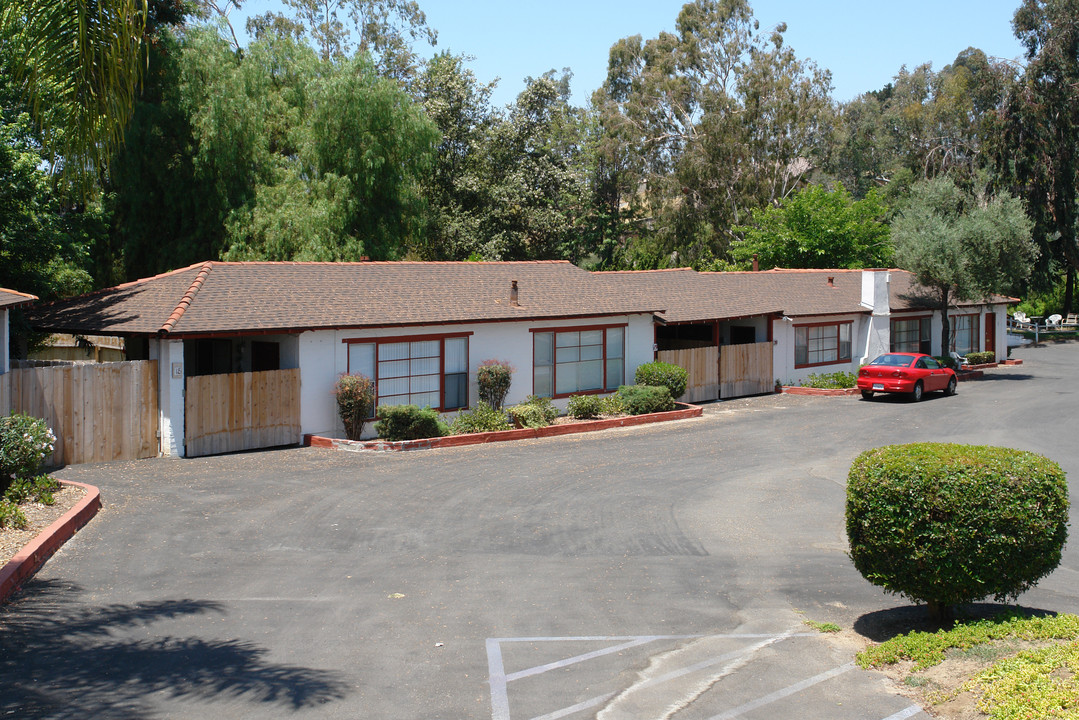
xmin=334 ymin=374 xmax=375 ymax=440
xmin=477 ymin=360 xmax=513 ymax=409
xmin=0 ymin=414 xmax=55 ymax=495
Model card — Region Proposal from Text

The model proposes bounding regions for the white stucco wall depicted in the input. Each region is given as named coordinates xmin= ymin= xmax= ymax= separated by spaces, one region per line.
xmin=772 ymin=313 xmax=869 ymax=387
xmin=299 ymin=313 xmax=656 ymax=439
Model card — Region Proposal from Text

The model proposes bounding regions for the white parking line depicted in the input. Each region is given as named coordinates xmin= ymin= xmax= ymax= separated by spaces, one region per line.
xmin=880 ymin=706 xmax=926 ymax=720
xmin=704 ymin=661 xmax=855 ymax=719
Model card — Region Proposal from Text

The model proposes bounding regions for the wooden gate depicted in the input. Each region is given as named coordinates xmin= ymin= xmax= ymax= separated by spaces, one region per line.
xmin=657 ymin=347 xmax=719 ymax=402
xmin=185 ymin=369 xmax=300 ymax=457
xmin=10 ymin=360 xmax=159 ymax=465
xmin=719 ymin=342 xmax=773 ymax=398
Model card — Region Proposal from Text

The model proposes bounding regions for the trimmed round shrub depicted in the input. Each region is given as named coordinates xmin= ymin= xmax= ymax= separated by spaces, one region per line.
xmin=450 ymin=402 xmax=512 ymax=435
xmin=635 ymin=361 xmax=688 ymax=400
xmin=616 ymin=385 xmax=675 ymax=415
xmin=965 ymin=351 xmax=995 ymax=365
xmin=0 ymin=413 xmax=55 ymax=494
xmin=374 ymin=405 xmax=449 ymax=441
xmin=334 ymin=374 xmax=375 ymax=440
xmin=477 ymin=360 xmax=513 ymax=409
xmin=567 ymin=394 xmax=603 ymax=419
xmin=507 ymin=395 xmax=558 ymax=428
xmin=846 ymin=443 xmax=1069 ymax=621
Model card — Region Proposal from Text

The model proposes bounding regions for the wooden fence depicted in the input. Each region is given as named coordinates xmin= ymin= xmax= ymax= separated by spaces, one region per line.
xmin=719 ymin=342 xmax=773 ymax=398
xmin=185 ymin=369 xmax=300 ymax=457
xmin=10 ymin=360 xmax=159 ymax=466
xmin=657 ymin=347 xmax=719 ymax=403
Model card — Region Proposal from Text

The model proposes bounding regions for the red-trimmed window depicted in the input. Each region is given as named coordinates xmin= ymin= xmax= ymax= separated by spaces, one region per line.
xmin=951 ymin=314 xmax=979 ymax=356
xmin=891 ymin=316 xmax=931 ymax=354
xmin=533 ymin=325 xmax=625 ymax=397
xmin=345 ymin=333 xmax=470 ymax=411
xmin=794 ymin=322 xmax=852 ymax=368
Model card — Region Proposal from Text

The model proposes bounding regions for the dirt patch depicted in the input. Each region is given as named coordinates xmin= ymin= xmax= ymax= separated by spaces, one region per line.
xmin=0 ymin=484 xmax=86 ymax=567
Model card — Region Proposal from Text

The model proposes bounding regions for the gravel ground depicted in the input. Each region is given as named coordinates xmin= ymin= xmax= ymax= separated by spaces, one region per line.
xmin=0 ymin=484 xmax=85 ymax=567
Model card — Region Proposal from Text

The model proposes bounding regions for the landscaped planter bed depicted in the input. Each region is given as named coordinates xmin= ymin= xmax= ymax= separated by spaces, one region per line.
xmin=305 ymin=403 xmax=703 ymax=453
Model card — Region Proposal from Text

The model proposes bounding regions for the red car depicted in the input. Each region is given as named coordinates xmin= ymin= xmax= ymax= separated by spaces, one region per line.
xmin=856 ymin=352 xmax=957 ymax=401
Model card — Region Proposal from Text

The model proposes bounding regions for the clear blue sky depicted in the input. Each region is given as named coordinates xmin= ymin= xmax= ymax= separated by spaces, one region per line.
xmin=230 ymin=0 xmax=1027 ymax=108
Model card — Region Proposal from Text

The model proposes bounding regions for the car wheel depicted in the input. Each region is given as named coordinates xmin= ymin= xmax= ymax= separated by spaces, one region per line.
xmin=910 ymin=381 xmax=923 ymax=402
xmin=945 ymin=376 xmax=957 ymax=396
xmin=861 ymin=390 xmax=874 ymax=400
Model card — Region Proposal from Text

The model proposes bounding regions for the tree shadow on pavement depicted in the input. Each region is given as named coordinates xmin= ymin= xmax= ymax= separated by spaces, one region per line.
xmin=852 ymin=602 xmax=1059 ymax=643
xmin=0 ymin=579 xmax=349 ymax=719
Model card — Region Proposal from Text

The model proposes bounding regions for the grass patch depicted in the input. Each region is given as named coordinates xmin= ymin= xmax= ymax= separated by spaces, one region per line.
xmin=857 ymin=612 xmax=1079 ymax=671
xmin=966 ymin=641 xmax=1079 ymax=719
xmin=804 ymin=619 xmax=841 ymax=633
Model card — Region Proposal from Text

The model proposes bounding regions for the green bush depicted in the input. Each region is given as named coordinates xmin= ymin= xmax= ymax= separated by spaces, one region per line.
xmin=507 ymin=395 xmax=559 ymax=428
xmin=965 ymin=351 xmax=995 ymax=365
xmin=0 ymin=498 xmax=25 ymax=529
xmin=0 ymin=413 xmax=55 ymax=495
xmin=635 ymin=361 xmax=688 ymax=400
xmin=4 ymin=475 xmax=59 ymax=505
xmin=600 ymin=394 xmax=626 ymax=416
xmin=846 ymin=443 xmax=1069 ymax=622
xmin=935 ymin=355 xmax=959 ymax=370
xmin=374 ymin=405 xmax=449 ymax=441
xmin=616 ymin=385 xmax=675 ymax=415
xmin=450 ymin=402 xmax=512 ymax=434
xmin=566 ymin=394 xmax=603 ymax=419
xmin=477 ymin=360 xmax=513 ymax=409
xmin=803 ymin=371 xmax=857 ymax=389
xmin=334 ymin=374 xmax=375 ymax=440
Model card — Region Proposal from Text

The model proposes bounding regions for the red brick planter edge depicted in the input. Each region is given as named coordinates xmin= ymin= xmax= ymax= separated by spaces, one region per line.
xmin=0 ymin=480 xmax=101 ymax=604
xmin=305 ymin=403 xmax=703 ymax=453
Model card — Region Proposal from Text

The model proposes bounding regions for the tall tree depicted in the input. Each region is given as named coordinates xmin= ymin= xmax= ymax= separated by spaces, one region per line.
xmin=892 ymin=175 xmax=1037 ymax=353
xmin=0 ymin=0 xmax=148 ymax=196
xmin=730 ymin=183 xmax=891 ymax=269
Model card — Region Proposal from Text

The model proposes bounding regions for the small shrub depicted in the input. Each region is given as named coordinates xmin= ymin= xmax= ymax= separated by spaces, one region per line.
xmin=935 ymin=355 xmax=959 ymax=370
xmin=507 ymin=395 xmax=559 ymax=428
xmin=965 ymin=351 xmax=995 ymax=365
xmin=0 ymin=414 xmax=55 ymax=495
xmin=334 ymin=374 xmax=375 ymax=440
xmin=600 ymin=394 xmax=626 ymax=416
xmin=477 ymin=360 xmax=513 ymax=409
xmin=566 ymin=394 xmax=603 ymax=419
xmin=635 ymin=361 xmax=688 ymax=400
xmin=4 ymin=475 xmax=59 ymax=505
xmin=374 ymin=405 xmax=449 ymax=441
xmin=0 ymin=498 xmax=26 ymax=529
xmin=846 ymin=443 xmax=1069 ymax=622
xmin=802 ymin=371 xmax=857 ymax=389
xmin=616 ymin=385 xmax=675 ymax=415
xmin=450 ymin=402 xmax=512 ymax=434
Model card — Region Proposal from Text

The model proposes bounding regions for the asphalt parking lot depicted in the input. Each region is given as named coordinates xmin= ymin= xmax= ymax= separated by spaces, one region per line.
xmin=3 ymin=340 xmax=1078 ymax=719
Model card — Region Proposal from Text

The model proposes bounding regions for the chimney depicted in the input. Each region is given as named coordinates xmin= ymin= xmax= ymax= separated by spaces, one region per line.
xmin=752 ymin=254 xmax=759 ymax=272
xmin=827 ymin=276 xmax=834 ymax=287
xmin=510 ymin=280 xmax=519 ymax=307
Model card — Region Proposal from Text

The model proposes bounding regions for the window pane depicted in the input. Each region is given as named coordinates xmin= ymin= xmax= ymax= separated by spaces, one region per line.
xmin=380 ymin=359 xmax=410 ymax=378
xmin=795 ymin=327 xmax=808 ymax=366
xmin=580 ymin=343 xmax=603 ymax=361
xmin=412 ymin=391 xmax=439 ymax=409
xmin=534 ymin=365 xmax=552 ymax=397
xmin=411 ymin=340 xmax=439 ymax=358
xmin=556 ymin=331 xmax=580 ymax=348
xmin=411 ymin=356 xmax=439 ymax=376
xmin=445 ymin=337 xmax=467 ymax=373
xmin=606 ymin=327 xmax=624 ymax=358
xmin=534 ymin=332 xmax=553 ymax=366
xmin=348 ymin=342 xmax=375 ymax=378
xmin=555 ymin=363 xmax=578 ymax=395
xmin=580 ymin=330 xmax=603 ymax=346
xmin=411 ymin=374 xmax=439 ymax=393
xmin=444 ymin=373 xmax=467 ymax=410
xmin=579 ymin=360 xmax=603 ymax=390
xmin=379 ymin=377 xmax=408 ymax=397
xmin=606 ymin=358 xmax=623 ymax=390
xmin=379 ymin=342 xmax=409 ymax=361
xmin=556 ymin=346 xmax=579 ymax=363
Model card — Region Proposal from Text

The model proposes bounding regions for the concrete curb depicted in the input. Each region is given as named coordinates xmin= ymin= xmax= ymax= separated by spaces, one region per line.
xmin=305 ymin=403 xmax=704 ymax=453
xmin=0 ymin=480 xmax=101 ymax=604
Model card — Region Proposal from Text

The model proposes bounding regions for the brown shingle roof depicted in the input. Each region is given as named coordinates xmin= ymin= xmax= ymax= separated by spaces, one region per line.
xmin=595 ymin=269 xmax=784 ymax=322
xmin=0 ymin=288 xmax=37 ymax=310
xmin=27 ymin=261 xmax=663 ymax=337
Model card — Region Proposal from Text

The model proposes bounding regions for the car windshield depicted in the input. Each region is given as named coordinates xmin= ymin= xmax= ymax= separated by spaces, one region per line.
xmin=869 ymin=354 xmax=915 ymax=367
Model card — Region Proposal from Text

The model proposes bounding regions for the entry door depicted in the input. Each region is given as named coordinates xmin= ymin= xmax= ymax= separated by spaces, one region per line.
xmin=984 ymin=313 xmax=996 ymax=354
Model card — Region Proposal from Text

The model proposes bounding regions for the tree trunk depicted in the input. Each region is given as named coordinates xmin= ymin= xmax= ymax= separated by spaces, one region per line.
xmin=926 ymin=600 xmax=956 ymax=626
xmin=940 ymin=287 xmax=951 ymax=358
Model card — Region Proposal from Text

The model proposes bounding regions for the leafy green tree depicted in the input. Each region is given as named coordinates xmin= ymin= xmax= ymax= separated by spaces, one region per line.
xmin=892 ymin=175 xmax=1036 ymax=353
xmin=0 ymin=0 xmax=147 ymax=196
xmin=731 ymin=183 xmax=891 ymax=269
